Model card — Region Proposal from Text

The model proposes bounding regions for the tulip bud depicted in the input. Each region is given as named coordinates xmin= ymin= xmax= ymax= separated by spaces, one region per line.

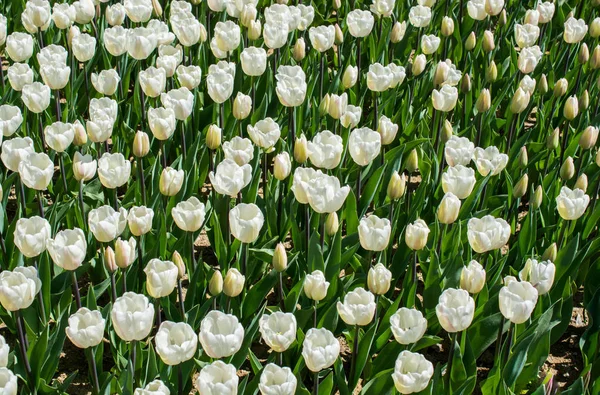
xmin=223 ymin=268 xmax=245 ymax=297
xmin=241 ymin=5 xmax=257 ymax=27
xmin=465 ymin=32 xmax=476 ymax=51
xmin=560 ymin=156 xmax=575 ymax=180
xmin=579 ymin=43 xmax=590 ymax=64
xmin=547 ymin=128 xmax=560 ymax=150
xmin=390 ymin=21 xmax=405 ymax=43
xmin=233 ymin=93 xmax=252 ymax=120
xmin=273 ymin=152 xmax=291 ymax=180
xmin=272 ymin=243 xmax=287 ymax=272
xmin=580 ymin=126 xmax=599 ymax=150
xmin=0 ymin=185 xmax=2 ymax=202
xmin=518 ymin=146 xmax=528 ymax=168
xmin=542 ymin=243 xmax=557 ymax=262
xmin=387 ymin=171 xmax=406 ymax=200
xmin=499 ymin=9 xmax=507 ymax=26
xmin=405 ymin=220 xmax=430 ymax=250
xmin=563 ymin=96 xmax=578 ymax=120
xmin=247 ymin=20 xmax=261 ymax=41
xmin=206 ymin=125 xmax=222 ymax=150
xmin=441 ymin=17 xmax=454 ymax=37
xmin=554 ymin=78 xmax=568 ymax=97
xmin=367 ymin=263 xmax=392 ymax=295
xmin=105 ymin=246 xmax=117 ymax=273
xmin=173 ymin=250 xmax=185 ymax=279
xmin=292 ymin=38 xmax=305 ymax=62
xmin=511 ymin=88 xmax=530 ymax=114
xmin=133 ymin=131 xmax=150 ymax=158
xmin=486 ymin=61 xmax=498 ymax=82
xmin=513 ymin=174 xmax=528 ymax=198
xmin=538 ymin=74 xmax=548 ymax=94
xmin=406 ymin=149 xmax=419 ymax=173
xmin=575 ymin=174 xmax=588 ymax=192
xmin=325 ymin=212 xmax=339 ymax=236
xmin=294 ymin=134 xmax=308 ymax=163
xmin=151 ymin=0 xmax=162 ymax=17
xmin=580 ymin=90 xmax=589 ymax=111
xmin=460 ymin=74 xmax=471 ymax=93
xmin=596 ymin=149 xmax=600 ymax=167
xmin=319 ymin=93 xmax=330 ymax=115
xmin=209 ymin=271 xmax=223 ymax=296
xmin=591 ymin=19 xmax=600 ymax=37
xmin=342 ymin=65 xmax=358 ymax=89
xmin=441 ymin=120 xmax=453 ymax=143
xmin=483 ymin=30 xmax=495 ymax=52
xmin=476 ymin=89 xmax=491 ymax=113
xmin=68 ymin=25 xmax=80 ymax=48
xmin=334 ymin=24 xmax=343 ymax=45
xmin=199 ymin=23 xmax=208 ymax=43
xmin=411 ymin=54 xmax=426 ymax=76
xmin=73 ymin=120 xmax=87 ymax=146
xmin=531 ymin=185 xmax=543 ymax=210
xmin=591 ymin=46 xmax=600 ymax=69
xmin=433 ymin=61 xmax=448 ymax=86
xmin=438 ymin=192 xmax=461 ymax=224
xmin=333 ymin=0 xmax=341 ymax=10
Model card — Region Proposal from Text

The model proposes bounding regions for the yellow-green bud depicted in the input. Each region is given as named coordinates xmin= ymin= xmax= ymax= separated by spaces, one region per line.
xmin=441 ymin=17 xmax=454 ymax=37
xmin=325 ymin=212 xmax=339 ymax=236
xmin=465 ymin=32 xmax=476 ymax=51
xmin=563 ymin=96 xmax=579 ymax=120
xmin=560 ymin=156 xmax=575 ymax=180
xmin=513 ymin=174 xmax=528 ymax=198
xmin=387 ymin=171 xmax=406 ymax=200
xmin=406 ymin=149 xmax=419 ymax=173
xmin=542 ymin=243 xmax=557 ymax=262
xmin=133 ymin=131 xmax=150 ymax=158
xmin=104 ymin=246 xmax=117 ymax=273
xmin=476 ymin=89 xmax=491 ymax=113
xmin=412 ymin=54 xmax=427 ymax=76
xmin=579 ymin=126 xmax=599 ymax=150
xmin=531 ymin=185 xmax=543 ymax=210
xmin=579 ymin=43 xmax=590 ymax=64
xmin=483 ymin=30 xmax=495 ymax=52
xmin=209 ymin=270 xmax=223 ymax=296
xmin=554 ymin=78 xmax=568 ymax=97
xmin=579 ymin=90 xmax=589 ymax=111
xmin=575 ymin=174 xmax=588 ymax=192
xmin=294 ymin=134 xmax=308 ymax=164
xmin=486 ymin=60 xmax=498 ymax=82
xmin=441 ymin=120 xmax=453 ymax=143
xmin=206 ymin=124 xmax=222 ymax=150
xmin=461 ymin=73 xmax=472 ymax=93
xmin=518 ymin=146 xmax=528 ymax=168
xmin=538 ymin=74 xmax=548 ymax=94
xmin=547 ymin=128 xmax=560 ymax=150
xmin=272 ymin=243 xmax=288 ymax=272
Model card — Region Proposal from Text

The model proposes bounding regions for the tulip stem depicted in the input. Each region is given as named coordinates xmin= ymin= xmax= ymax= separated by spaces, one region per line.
xmin=110 ymin=270 xmax=117 ymax=303
xmin=278 ymin=272 xmax=285 ymax=311
xmin=155 ymin=298 xmax=162 ymax=329
xmin=319 ymin=52 xmax=325 ymax=101
xmin=38 ymin=191 xmax=45 ymax=218
xmin=349 ymin=325 xmax=360 ymax=386
xmin=130 ymin=340 xmax=137 ymax=390
xmin=305 ymin=205 xmax=310 ymax=251
xmin=72 ymin=271 xmax=82 ymax=309
xmin=18 ymin=176 xmax=27 ymax=216
xmin=494 ymin=316 xmax=505 ymax=362
xmin=241 ymin=242 xmax=248 ymax=275
xmin=313 ymin=300 xmax=318 ymax=328
xmin=356 ymin=167 xmax=362 ymax=198
xmin=319 ymin=213 xmax=325 ymax=250
xmin=54 ymin=90 xmax=61 ymax=122
xmin=160 ymin=140 xmax=167 ymax=168
xmin=178 ymin=363 xmax=184 ymax=395
xmin=278 ymin=351 xmax=283 ymax=366
xmin=373 ymin=91 xmax=378 ymax=131
xmin=263 ymin=151 xmax=268 ymax=206
xmin=289 ymin=106 xmax=295 ymax=145
xmin=356 ymin=38 xmax=361 ymax=92
xmin=79 ymin=180 xmax=86 ymax=230
xmin=137 ymin=157 xmax=146 ymax=206
xmin=59 ymin=153 xmax=68 ymax=192
xmin=226 ymin=297 xmax=231 ymax=314
xmin=503 ymin=322 xmax=515 ymax=364
xmin=560 ymin=120 xmax=571 ymax=165
xmin=412 ymin=251 xmax=418 ymax=306
xmin=15 ymin=311 xmax=32 ymax=380
xmin=180 ymin=122 xmax=187 ymax=161
xmin=445 ymin=332 xmax=457 ymax=390
xmin=190 ymin=231 xmax=196 ymax=268
xmin=0 ymin=55 xmax=4 ymax=90
xmin=312 ymin=371 xmax=319 ymax=395
xmin=86 ymin=347 xmax=100 ymax=395
xmin=506 ymin=113 xmax=518 ymax=153
xmin=178 ymin=279 xmax=186 ymax=320
xmin=38 ymin=114 xmax=47 ymax=152
xmin=122 ymin=268 xmax=127 ymax=293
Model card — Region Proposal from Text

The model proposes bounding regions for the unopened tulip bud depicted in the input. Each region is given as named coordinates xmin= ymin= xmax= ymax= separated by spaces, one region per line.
xmin=591 ymin=46 xmax=600 ymax=69
xmin=387 ymin=171 xmax=406 ymax=200
xmin=319 ymin=94 xmax=330 ymax=115
xmin=412 ymin=54 xmax=426 ymax=76
xmin=547 ymin=128 xmax=560 ymax=150
xmin=133 ymin=131 xmax=150 ymax=157
xmin=294 ymin=134 xmax=308 ymax=163
xmin=518 ymin=146 xmax=528 ymax=168
xmin=406 ymin=149 xmax=419 ymax=173
xmin=272 ymin=243 xmax=287 ymax=272
xmin=223 ymin=268 xmax=245 ymax=297
xmin=206 ymin=125 xmax=222 ymax=150
xmin=441 ymin=120 xmax=453 ymax=143
xmin=391 ymin=21 xmax=405 ymax=43
xmin=531 ymin=185 xmax=543 ymax=210
xmin=580 ymin=126 xmax=599 ymax=150
xmin=513 ymin=174 xmax=528 ymax=198
xmin=575 ymin=174 xmax=588 ymax=192
xmin=151 ymin=0 xmax=162 ymax=17
xmin=483 ymin=30 xmax=495 ymax=52
xmin=325 ymin=212 xmax=339 ymax=236
xmin=554 ymin=78 xmax=568 ymax=97
xmin=579 ymin=43 xmax=589 ymax=64
xmin=538 ymin=74 xmax=548 ymax=94
xmin=560 ymin=156 xmax=575 ymax=180
xmin=438 ymin=192 xmax=461 ymax=224
xmin=333 ymin=0 xmax=341 ymax=10
xmin=564 ymin=96 xmax=578 ymax=120
xmin=209 ymin=271 xmax=223 ymax=296
xmin=486 ymin=61 xmax=498 ymax=82
xmin=461 ymin=74 xmax=471 ymax=93
xmin=591 ymin=19 xmax=600 ymax=37
xmin=293 ymin=38 xmax=305 ymax=62
xmin=542 ymin=243 xmax=557 ymax=262
xmin=441 ymin=17 xmax=454 ymax=37
xmin=334 ymin=24 xmax=343 ymax=45
xmin=596 ymin=149 xmax=600 ymax=166
xmin=342 ymin=65 xmax=358 ymax=89
xmin=199 ymin=23 xmax=208 ymax=43
xmin=105 ymin=246 xmax=117 ymax=273
xmin=579 ymin=90 xmax=589 ymax=111
xmin=248 ymin=20 xmax=261 ymax=41
xmin=433 ymin=61 xmax=448 ymax=86
xmin=273 ymin=152 xmax=291 ymax=180
xmin=68 ymin=25 xmax=80 ymax=48
xmin=173 ymin=250 xmax=185 ymax=278
xmin=465 ymin=32 xmax=476 ymax=51
xmin=511 ymin=88 xmax=530 ymax=114
xmin=233 ymin=93 xmax=252 ymax=120
xmin=476 ymin=89 xmax=491 ymax=112
xmin=499 ymin=9 xmax=507 ymax=26
xmin=73 ymin=120 xmax=87 ymax=146
xmin=367 ymin=263 xmax=392 ymax=295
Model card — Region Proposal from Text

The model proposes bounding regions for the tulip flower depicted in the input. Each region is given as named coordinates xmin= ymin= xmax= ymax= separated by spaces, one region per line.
xmin=408 ymin=5 xmax=432 ymax=27
xmin=436 ymin=288 xmax=475 ymax=332
xmin=111 ymin=292 xmax=154 ymax=341
xmin=349 ymin=127 xmax=382 ymax=166
xmin=199 ymin=310 xmax=244 ymax=358
xmin=564 ymin=17 xmax=588 ymax=43
xmin=172 ymin=197 xmax=206 ymax=232
xmin=377 ymin=115 xmax=398 ymax=145
xmin=359 ymin=215 xmax=391 ymax=252
xmin=460 ymin=260 xmax=486 ymax=294
xmin=276 ymin=65 xmax=307 ymax=107
xmin=292 ymin=168 xmax=351 ymax=213
xmin=442 ymin=165 xmax=476 ymax=199
xmin=304 ymin=270 xmax=330 ymax=302
xmin=444 ymin=136 xmax=474 ymax=167
xmin=273 ymin=152 xmax=292 ymax=181
xmin=18 ymin=152 xmax=54 ymax=191
xmin=259 ymin=312 xmax=297 ymax=352
xmin=347 ymin=9 xmax=375 ymax=38
xmin=517 ymin=46 xmax=542 ymax=74
xmin=367 ymin=63 xmax=393 ymax=92
xmin=176 ymin=65 xmax=202 ymax=90
xmin=519 ymin=258 xmax=555 ymax=295
xmin=248 ymin=117 xmax=281 ymax=150
xmin=514 ymin=24 xmax=540 ymax=48
xmin=171 ymin=11 xmax=202 ymax=47
xmin=390 ymin=308 xmax=428 ymax=345
xmin=195 ymin=361 xmax=238 ymax=395
xmin=7 ymin=64 xmax=33 ymax=92
xmin=473 ymin=146 xmax=509 ymax=176
xmin=155 ymin=321 xmax=197 ymax=365
xmin=337 ymin=287 xmax=376 ymax=326
xmin=66 ymin=308 xmax=106 ymax=349
xmin=259 ymin=364 xmax=297 ymax=395
xmin=21 ymin=82 xmax=51 ymax=114
xmin=222 ymin=136 xmax=254 ymax=165
xmin=44 ymin=122 xmax=74 ymax=153
xmin=223 ymin=268 xmax=245 ymax=298
xmin=229 ymin=203 xmax=264 ymax=244
xmin=98 ymin=153 xmax=131 ymax=190
xmin=301 ymin=328 xmax=340 ymax=372
xmin=307 ymin=130 xmax=344 ymax=169
xmin=47 ymin=228 xmax=87 ymax=271
xmin=499 ymin=279 xmax=538 ymax=324
xmin=556 ymin=186 xmax=590 ymax=220
xmin=438 ymin=192 xmax=461 ymax=225
xmin=392 ymin=351 xmax=434 ymax=394
xmin=73 ymin=152 xmax=97 ymax=182
xmin=88 ymin=205 xmax=128 ymax=243
xmin=467 ymin=215 xmax=511 ymax=253
xmin=367 ymin=263 xmax=392 ymax=295
xmin=405 ymin=219 xmax=430 ymax=251
xmin=432 ymin=85 xmax=458 ymax=112
xmin=0 ymin=368 xmax=17 ymax=395
xmin=134 ymin=380 xmax=170 ymax=395
xmin=209 ymin=159 xmax=252 ymax=197
xmin=6 ymin=32 xmax=34 ymax=62
xmin=341 ymin=105 xmax=362 ymax=129
xmin=0 ymin=267 xmax=42 ymax=311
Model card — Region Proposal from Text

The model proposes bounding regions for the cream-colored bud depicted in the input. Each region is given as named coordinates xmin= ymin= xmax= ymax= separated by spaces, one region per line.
xmin=476 ymin=89 xmax=491 ymax=113
xmin=538 ymin=74 xmax=548 ymax=94
xmin=518 ymin=146 xmax=528 ymax=168
xmin=248 ymin=20 xmax=261 ymax=41
xmin=483 ymin=30 xmax=495 ymax=52
xmin=554 ymin=78 xmax=568 ymax=97
xmin=319 ymin=93 xmax=330 ymax=115
xmin=591 ymin=18 xmax=600 ymax=37
xmin=199 ymin=24 xmax=208 ymax=43
xmin=579 ymin=126 xmax=599 ymax=150
xmin=206 ymin=124 xmax=222 ymax=150
xmin=294 ymin=134 xmax=308 ymax=163
xmin=333 ymin=0 xmax=341 ymax=10
xmin=531 ymin=185 xmax=543 ymax=210
xmin=406 ymin=149 xmax=419 ymax=173
xmin=441 ymin=17 xmax=454 ymax=37
xmin=73 ymin=120 xmax=87 ymax=146
xmin=293 ymin=37 xmax=306 ymax=62
xmin=575 ymin=174 xmax=588 ymax=192
xmin=461 ymin=73 xmax=472 ymax=93
xmin=233 ymin=93 xmax=252 ymax=120
xmin=579 ymin=90 xmax=589 ymax=111
xmin=334 ymin=24 xmax=343 ymax=45
xmin=511 ymin=88 xmax=530 ymax=114
xmin=172 ymin=250 xmax=185 ymax=279
xmin=486 ymin=61 xmax=498 ymax=82
xmin=499 ymin=10 xmax=507 ymax=26
xmin=133 ymin=131 xmax=150 ymax=158
xmin=542 ymin=243 xmax=557 ymax=262
xmin=596 ymin=149 xmax=600 ymax=166
xmin=591 ymin=45 xmax=600 ymax=69
xmin=579 ymin=43 xmax=590 ymax=64
xmin=152 ymin=0 xmax=162 ymax=17
xmin=272 ymin=243 xmax=288 ymax=272
xmin=412 ymin=54 xmax=426 ymax=76
xmin=325 ymin=212 xmax=339 ymax=236
xmin=105 ymin=246 xmax=117 ymax=273
xmin=433 ymin=61 xmax=449 ymax=86
xmin=547 ymin=128 xmax=560 ymax=150
xmin=563 ymin=96 xmax=579 ymax=120
xmin=465 ymin=32 xmax=476 ymax=51
xmin=273 ymin=152 xmax=291 ymax=180
xmin=342 ymin=65 xmax=358 ymax=89
xmin=387 ymin=171 xmax=406 ymax=200
xmin=513 ymin=174 xmax=528 ymax=198
xmin=441 ymin=120 xmax=453 ymax=143
xmin=209 ymin=270 xmax=223 ymax=296
xmin=560 ymin=156 xmax=575 ymax=180
xmin=391 ymin=21 xmax=405 ymax=43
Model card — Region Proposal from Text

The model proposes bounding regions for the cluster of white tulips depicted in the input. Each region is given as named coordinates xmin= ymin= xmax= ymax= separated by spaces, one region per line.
xmin=0 ymin=0 xmax=598 ymax=393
